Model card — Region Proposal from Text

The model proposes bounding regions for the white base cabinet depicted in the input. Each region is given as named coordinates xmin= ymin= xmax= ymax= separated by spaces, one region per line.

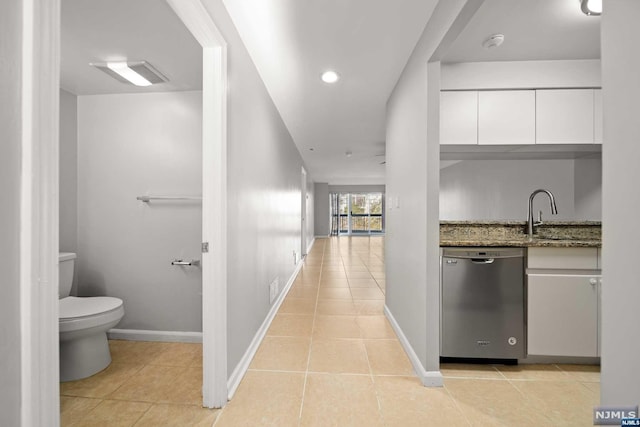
xmin=527 ymin=247 xmax=601 ymax=358
xmin=527 ymin=273 xmax=600 ymax=357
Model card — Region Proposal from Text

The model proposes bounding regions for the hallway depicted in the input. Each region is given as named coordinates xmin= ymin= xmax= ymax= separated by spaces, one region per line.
xmin=61 ymin=236 xmax=599 ymax=426
xmin=215 ymin=236 xmax=599 ymax=426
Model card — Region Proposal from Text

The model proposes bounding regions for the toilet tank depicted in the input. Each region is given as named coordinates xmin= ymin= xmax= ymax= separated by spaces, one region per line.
xmin=58 ymin=252 xmax=76 ymax=298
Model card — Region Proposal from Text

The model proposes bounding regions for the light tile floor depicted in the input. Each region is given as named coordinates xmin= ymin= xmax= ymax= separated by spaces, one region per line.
xmin=60 ymin=340 xmax=218 ymax=426
xmin=61 ymin=236 xmax=600 ymax=426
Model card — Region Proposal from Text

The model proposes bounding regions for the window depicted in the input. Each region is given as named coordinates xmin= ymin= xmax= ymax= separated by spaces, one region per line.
xmin=333 ymin=192 xmax=384 ymax=235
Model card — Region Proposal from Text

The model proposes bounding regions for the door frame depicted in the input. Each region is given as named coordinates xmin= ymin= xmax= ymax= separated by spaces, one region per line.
xmin=22 ymin=1 xmax=228 ymax=423
xmin=20 ymin=0 xmax=61 ymax=424
xmin=301 ymin=167 xmax=307 ymax=257
xmin=166 ymin=0 xmax=229 ymax=408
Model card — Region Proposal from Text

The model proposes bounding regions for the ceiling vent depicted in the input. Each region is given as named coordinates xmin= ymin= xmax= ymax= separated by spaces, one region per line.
xmin=91 ymin=61 xmax=168 ymax=86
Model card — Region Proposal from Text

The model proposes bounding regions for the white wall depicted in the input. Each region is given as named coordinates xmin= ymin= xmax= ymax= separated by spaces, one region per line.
xmin=386 ymin=0 xmax=477 ymax=383
xmin=305 ymin=174 xmax=315 ymax=252
xmin=60 ymin=90 xmax=79 ymax=295
xmin=601 ymin=0 xmax=640 ymax=406
xmin=0 ymin=0 xmax=22 ymax=423
xmin=77 ymin=91 xmax=203 ymax=332
xmin=441 ymin=59 xmax=601 ymax=90
xmin=574 ymin=158 xmax=602 ymax=221
xmin=202 ymin=0 xmax=308 ymax=377
xmin=328 ymin=185 xmax=386 ymax=194
xmin=440 ymin=159 xmax=599 ymax=221
xmin=314 ymin=183 xmax=330 ymax=237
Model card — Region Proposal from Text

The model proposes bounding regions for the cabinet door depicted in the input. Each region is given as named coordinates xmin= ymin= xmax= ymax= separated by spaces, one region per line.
xmin=594 ymin=89 xmax=603 ymax=144
xmin=478 ymin=90 xmax=535 ymax=145
xmin=440 ymin=91 xmax=478 ymax=145
xmin=536 ymin=89 xmax=595 ymax=144
xmin=527 ymin=274 xmax=599 ymax=357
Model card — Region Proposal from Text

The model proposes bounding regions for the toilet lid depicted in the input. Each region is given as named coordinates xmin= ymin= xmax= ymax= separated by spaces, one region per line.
xmin=59 ymin=296 xmax=123 ymax=320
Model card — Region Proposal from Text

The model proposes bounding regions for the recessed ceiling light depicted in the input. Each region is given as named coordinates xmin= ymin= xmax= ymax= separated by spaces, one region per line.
xmin=91 ymin=61 xmax=168 ymax=86
xmin=580 ymin=0 xmax=602 ymax=16
xmin=321 ymin=70 xmax=340 ymax=84
xmin=482 ymin=34 xmax=504 ymax=49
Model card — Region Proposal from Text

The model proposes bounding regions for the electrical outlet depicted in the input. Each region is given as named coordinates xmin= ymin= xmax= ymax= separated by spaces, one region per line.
xmin=293 ymin=250 xmax=298 ymax=265
xmin=269 ymin=278 xmax=279 ymax=304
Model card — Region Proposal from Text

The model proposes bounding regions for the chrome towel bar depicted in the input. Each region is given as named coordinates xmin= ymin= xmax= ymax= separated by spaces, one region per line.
xmin=171 ymin=259 xmax=200 ymax=266
xmin=136 ymin=195 xmax=202 ymax=203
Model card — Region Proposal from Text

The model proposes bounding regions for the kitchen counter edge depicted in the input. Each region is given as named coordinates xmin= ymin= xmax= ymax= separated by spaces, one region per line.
xmin=440 ymin=238 xmax=601 ymax=248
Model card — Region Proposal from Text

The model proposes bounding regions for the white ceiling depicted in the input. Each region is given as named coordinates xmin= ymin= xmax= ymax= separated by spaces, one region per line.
xmin=60 ymin=0 xmax=202 ymax=95
xmin=222 ymin=0 xmax=440 ymax=185
xmin=60 ymin=0 xmax=601 ymax=184
xmin=443 ymin=0 xmax=601 ymax=63
xmin=222 ymin=0 xmax=601 ymax=184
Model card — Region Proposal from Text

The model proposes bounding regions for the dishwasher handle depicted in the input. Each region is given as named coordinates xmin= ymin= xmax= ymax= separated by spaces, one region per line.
xmin=470 ymin=258 xmax=495 ymax=264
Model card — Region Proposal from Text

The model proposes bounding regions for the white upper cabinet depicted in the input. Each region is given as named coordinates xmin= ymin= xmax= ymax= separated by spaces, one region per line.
xmin=440 ymin=91 xmax=478 ymax=145
xmin=536 ymin=89 xmax=595 ymax=144
xmin=440 ymin=88 xmax=602 ymax=146
xmin=478 ymin=90 xmax=535 ymax=145
xmin=594 ymin=89 xmax=603 ymax=144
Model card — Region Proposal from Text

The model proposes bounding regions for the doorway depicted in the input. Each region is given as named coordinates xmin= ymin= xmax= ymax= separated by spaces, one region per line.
xmin=301 ymin=167 xmax=308 ymax=258
xmin=22 ymin=0 xmax=228 ymax=422
xmin=167 ymin=0 xmax=229 ymax=408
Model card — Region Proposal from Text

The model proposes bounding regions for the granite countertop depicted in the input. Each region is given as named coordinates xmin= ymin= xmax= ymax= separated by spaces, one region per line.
xmin=440 ymin=221 xmax=602 ymax=248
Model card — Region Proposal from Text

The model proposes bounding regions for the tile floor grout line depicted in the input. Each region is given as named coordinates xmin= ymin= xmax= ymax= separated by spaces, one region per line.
xmin=129 ymin=402 xmax=154 ymax=427
xmin=440 ymin=374 xmax=509 ymax=381
xmin=351 ymin=242 xmax=388 ymax=426
xmin=442 ymin=381 xmax=474 ymax=427
xmin=362 ymin=332 xmax=388 ymax=426
xmin=493 ymin=364 xmax=509 ymax=381
xmin=296 ymin=241 xmax=325 ymax=425
xmin=504 ymin=375 xmax=532 ymax=400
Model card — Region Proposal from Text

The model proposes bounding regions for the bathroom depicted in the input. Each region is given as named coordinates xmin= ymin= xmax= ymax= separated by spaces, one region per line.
xmin=58 ymin=0 xmax=205 ymax=379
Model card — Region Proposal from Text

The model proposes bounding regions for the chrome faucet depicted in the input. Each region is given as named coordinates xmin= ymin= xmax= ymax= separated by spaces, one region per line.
xmin=527 ymin=189 xmax=558 ymax=236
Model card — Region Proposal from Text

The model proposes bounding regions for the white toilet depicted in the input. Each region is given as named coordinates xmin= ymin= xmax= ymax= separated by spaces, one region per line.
xmin=58 ymin=252 xmax=124 ymax=382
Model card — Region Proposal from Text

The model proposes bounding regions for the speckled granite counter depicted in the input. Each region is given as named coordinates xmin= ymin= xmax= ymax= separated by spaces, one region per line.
xmin=440 ymin=221 xmax=602 ymax=248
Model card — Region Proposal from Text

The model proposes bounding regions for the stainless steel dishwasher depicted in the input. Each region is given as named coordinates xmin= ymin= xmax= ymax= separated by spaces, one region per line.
xmin=440 ymin=247 xmax=525 ymax=360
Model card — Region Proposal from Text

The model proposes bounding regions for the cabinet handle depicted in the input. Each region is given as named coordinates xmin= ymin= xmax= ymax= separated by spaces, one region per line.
xmin=589 ymin=277 xmax=598 ymax=285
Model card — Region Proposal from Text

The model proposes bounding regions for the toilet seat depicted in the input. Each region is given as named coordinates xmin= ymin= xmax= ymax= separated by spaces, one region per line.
xmin=59 ymin=296 xmax=124 ymax=334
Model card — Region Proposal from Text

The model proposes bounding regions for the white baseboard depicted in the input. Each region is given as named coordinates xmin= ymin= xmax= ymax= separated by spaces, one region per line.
xmin=306 ymin=237 xmax=315 ymax=255
xmin=314 ymin=235 xmax=329 ymax=239
xmin=107 ymin=329 xmax=203 ymax=343
xmin=384 ymin=305 xmax=444 ymax=387
xmin=226 ymin=240 xmax=312 ymax=400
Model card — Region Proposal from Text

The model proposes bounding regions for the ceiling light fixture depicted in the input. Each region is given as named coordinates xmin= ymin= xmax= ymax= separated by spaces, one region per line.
xmin=321 ymin=70 xmax=340 ymax=84
xmin=482 ymin=34 xmax=505 ymax=49
xmin=580 ymin=0 xmax=602 ymax=16
xmin=91 ymin=61 xmax=168 ymax=86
